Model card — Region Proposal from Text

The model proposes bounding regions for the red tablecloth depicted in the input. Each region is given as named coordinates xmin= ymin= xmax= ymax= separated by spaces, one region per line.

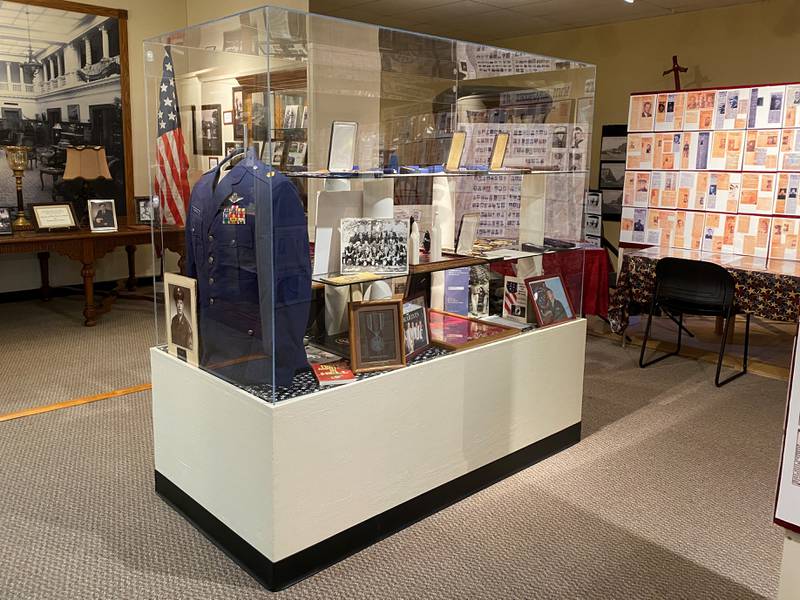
xmin=491 ymin=248 xmax=610 ymax=317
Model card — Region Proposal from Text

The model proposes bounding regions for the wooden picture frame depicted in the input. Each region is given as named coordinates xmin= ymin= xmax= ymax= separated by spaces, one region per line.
xmin=11 ymin=0 xmax=134 ymax=224
xmin=30 ymin=202 xmax=78 ymax=232
xmin=427 ymin=309 xmax=518 ymax=351
xmin=402 ymin=295 xmax=431 ymax=360
xmin=524 ymin=274 xmax=576 ymax=327
xmin=348 ymin=299 xmax=406 ymax=374
xmin=223 ymin=110 xmax=233 ymax=125
xmin=88 ymin=199 xmax=118 ymax=232
xmin=164 ymin=272 xmax=199 ymax=366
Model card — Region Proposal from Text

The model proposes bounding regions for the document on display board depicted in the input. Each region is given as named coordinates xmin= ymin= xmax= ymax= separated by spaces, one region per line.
xmin=626 ymin=133 xmax=654 ymax=170
xmin=742 ymin=129 xmax=780 ymax=171
xmin=747 ymin=85 xmax=786 ymax=129
xmin=770 ymin=218 xmax=800 ymax=260
xmin=733 ymin=215 xmax=771 ymax=257
xmin=648 ymin=171 xmax=679 ymax=209
xmin=628 ymin=94 xmax=656 ymax=132
xmin=673 ymin=210 xmax=706 ymax=251
xmin=708 ymin=130 xmax=744 ymax=170
xmin=713 ymin=88 xmax=750 ymax=130
xmin=654 ymin=92 xmax=685 ymax=131
xmin=620 ymin=206 xmax=647 ymax=244
xmin=645 ymin=209 xmax=676 ymax=248
xmin=622 ymin=171 xmax=650 ymax=207
xmin=775 ymin=173 xmax=800 ymax=216
xmin=704 ymin=172 xmax=742 ymax=213
xmin=780 ymin=128 xmax=800 ymax=171
xmin=683 ymin=90 xmax=717 ymax=130
xmin=739 ymin=173 xmax=776 ymax=215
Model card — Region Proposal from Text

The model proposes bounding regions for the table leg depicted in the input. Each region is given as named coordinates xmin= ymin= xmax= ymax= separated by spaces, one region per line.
xmin=40 ymin=170 xmax=44 ymax=190
xmin=37 ymin=251 xmax=51 ymax=301
xmin=125 ymin=245 xmax=137 ymax=290
xmin=81 ymin=261 xmax=97 ymax=327
xmin=715 ymin=316 xmax=724 ymax=335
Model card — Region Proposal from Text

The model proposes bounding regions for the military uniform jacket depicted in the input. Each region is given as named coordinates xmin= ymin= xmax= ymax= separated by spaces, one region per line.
xmin=185 ymin=159 xmax=311 ymax=387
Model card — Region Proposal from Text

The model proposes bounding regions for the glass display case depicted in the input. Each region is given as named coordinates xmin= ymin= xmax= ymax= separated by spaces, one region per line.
xmin=144 ymin=7 xmax=595 ymax=403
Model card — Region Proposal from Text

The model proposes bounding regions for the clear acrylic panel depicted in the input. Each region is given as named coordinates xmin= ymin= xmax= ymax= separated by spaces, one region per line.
xmin=145 ymin=6 xmax=596 ymax=403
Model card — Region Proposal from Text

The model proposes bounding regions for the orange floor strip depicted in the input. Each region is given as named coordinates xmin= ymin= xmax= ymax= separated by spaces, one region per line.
xmin=0 ymin=383 xmax=152 ymax=423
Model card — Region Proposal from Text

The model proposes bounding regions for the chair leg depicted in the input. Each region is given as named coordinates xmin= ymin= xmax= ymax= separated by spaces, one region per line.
xmin=715 ymin=312 xmax=750 ymax=387
xmin=639 ymin=302 xmax=682 ymax=369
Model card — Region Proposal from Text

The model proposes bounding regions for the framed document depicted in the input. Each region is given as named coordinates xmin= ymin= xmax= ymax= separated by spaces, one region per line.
xmin=31 ymin=203 xmax=78 ymax=232
xmin=328 ymin=121 xmax=357 ymax=172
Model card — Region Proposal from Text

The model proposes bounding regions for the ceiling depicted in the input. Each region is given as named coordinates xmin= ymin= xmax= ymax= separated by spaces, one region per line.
xmin=0 ymin=1 xmax=96 ymax=62
xmin=310 ymin=0 xmax=761 ymax=42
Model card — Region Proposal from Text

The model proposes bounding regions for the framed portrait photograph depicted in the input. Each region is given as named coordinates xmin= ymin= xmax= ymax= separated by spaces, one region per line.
xmin=136 ymin=197 xmax=158 ymax=224
xmin=67 ymin=104 xmax=80 ymax=123
xmin=88 ymin=199 xmax=118 ymax=233
xmin=599 ymin=161 xmax=625 ymax=190
xmin=584 ymin=213 xmax=602 ymax=237
xmin=164 ymin=272 xmax=199 ymax=366
xmin=200 ymin=103 xmax=223 ymax=155
xmin=524 ymin=275 xmax=576 ymax=327
xmin=31 ymin=203 xmax=78 ymax=232
xmin=223 ymin=110 xmax=233 ymax=125
xmin=456 ymin=212 xmax=480 ymax=255
xmin=428 ymin=309 xmax=518 ymax=351
xmin=348 ymin=299 xmax=406 ymax=374
xmin=224 ymin=141 xmax=238 ymax=156
xmin=340 ymin=217 xmax=409 ymax=275
xmin=328 ymin=121 xmax=358 ymax=172
xmin=0 ymin=207 xmax=12 ymax=235
xmin=402 ymin=296 xmax=431 ymax=360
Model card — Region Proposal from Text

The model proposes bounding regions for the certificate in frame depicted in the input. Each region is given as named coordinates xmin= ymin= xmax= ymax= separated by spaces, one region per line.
xmin=328 ymin=121 xmax=357 ymax=172
xmin=31 ymin=203 xmax=78 ymax=232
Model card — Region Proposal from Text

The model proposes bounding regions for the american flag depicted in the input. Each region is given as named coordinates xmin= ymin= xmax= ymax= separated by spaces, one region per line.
xmin=154 ymin=47 xmax=190 ymax=226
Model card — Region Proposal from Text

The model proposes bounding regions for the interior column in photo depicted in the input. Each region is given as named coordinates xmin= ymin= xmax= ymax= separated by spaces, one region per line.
xmin=5 ymin=62 xmax=11 ymax=85
xmin=100 ymin=25 xmax=110 ymax=61
xmin=83 ymin=35 xmax=92 ymax=68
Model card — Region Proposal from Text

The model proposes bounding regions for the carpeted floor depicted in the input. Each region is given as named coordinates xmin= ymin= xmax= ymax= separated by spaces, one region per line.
xmin=0 ymin=304 xmax=789 ymax=599
xmin=0 ymin=295 xmax=155 ymax=414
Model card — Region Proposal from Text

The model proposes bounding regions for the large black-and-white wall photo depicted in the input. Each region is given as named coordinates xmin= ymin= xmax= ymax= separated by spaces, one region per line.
xmin=0 ymin=1 xmax=126 ymax=217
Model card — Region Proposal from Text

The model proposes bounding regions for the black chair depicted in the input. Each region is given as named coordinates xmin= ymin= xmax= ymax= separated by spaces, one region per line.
xmin=638 ymin=257 xmax=750 ymax=387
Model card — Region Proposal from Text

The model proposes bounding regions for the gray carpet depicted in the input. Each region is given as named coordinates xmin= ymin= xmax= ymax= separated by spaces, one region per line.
xmin=0 ymin=327 xmax=788 ymax=598
xmin=0 ymin=295 xmax=155 ymax=414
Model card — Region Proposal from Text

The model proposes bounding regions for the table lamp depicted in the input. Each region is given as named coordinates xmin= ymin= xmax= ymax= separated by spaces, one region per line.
xmin=62 ymin=146 xmax=113 ymax=223
xmin=5 ymin=145 xmax=32 ymax=231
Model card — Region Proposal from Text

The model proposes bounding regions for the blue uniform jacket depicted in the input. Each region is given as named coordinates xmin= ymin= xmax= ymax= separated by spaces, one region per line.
xmin=185 ymin=159 xmax=311 ymax=388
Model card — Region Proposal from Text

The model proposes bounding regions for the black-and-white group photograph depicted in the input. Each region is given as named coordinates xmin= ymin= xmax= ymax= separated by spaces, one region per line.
xmin=340 ymin=218 xmax=409 ymax=275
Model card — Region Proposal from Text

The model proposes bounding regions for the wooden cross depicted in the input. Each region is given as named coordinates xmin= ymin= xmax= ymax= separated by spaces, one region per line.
xmin=663 ymin=55 xmax=688 ymax=91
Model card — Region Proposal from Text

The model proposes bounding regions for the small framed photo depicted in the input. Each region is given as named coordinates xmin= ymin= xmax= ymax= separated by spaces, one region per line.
xmin=402 ymin=295 xmax=431 ymax=360
xmin=31 ymin=203 xmax=78 ymax=232
xmin=584 ymin=213 xmax=602 ymax=237
xmin=599 ymin=161 xmax=625 ymax=190
xmin=348 ymin=299 xmax=406 ymax=374
xmin=208 ymin=156 xmax=219 ymax=169
xmin=340 ymin=217 xmax=409 ymax=275
xmin=0 ymin=207 xmax=12 ymax=235
xmin=164 ymin=272 xmax=199 ymax=366
xmin=456 ymin=212 xmax=480 ymax=255
xmin=585 ymin=190 xmax=602 ymax=215
xmin=600 ymin=136 xmax=628 ymax=161
xmin=524 ymin=274 xmax=576 ymax=327
xmin=224 ymin=142 xmax=238 ymax=156
xmin=223 ymin=110 xmax=233 ymax=125
xmin=88 ymin=199 xmax=117 ymax=232
xmin=136 ymin=197 xmax=158 ymax=224
xmin=328 ymin=120 xmax=358 ymax=172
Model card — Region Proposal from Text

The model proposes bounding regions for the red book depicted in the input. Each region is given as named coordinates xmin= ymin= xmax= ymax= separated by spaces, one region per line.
xmin=311 ymin=361 xmax=355 ymax=387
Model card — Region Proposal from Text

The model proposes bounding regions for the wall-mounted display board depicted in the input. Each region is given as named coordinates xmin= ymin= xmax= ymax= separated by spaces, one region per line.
xmin=621 ymin=83 xmax=800 ymax=262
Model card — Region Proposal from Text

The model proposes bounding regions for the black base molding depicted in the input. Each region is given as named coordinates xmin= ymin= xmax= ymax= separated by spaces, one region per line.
xmin=155 ymin=421 xmax=581 ymax=592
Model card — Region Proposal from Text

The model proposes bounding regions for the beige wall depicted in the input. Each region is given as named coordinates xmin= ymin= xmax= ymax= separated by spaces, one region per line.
xmin=497 ymin=0 xmax=800 ymax=189
xmin=186 ymin=0 xmax=307 ymax=26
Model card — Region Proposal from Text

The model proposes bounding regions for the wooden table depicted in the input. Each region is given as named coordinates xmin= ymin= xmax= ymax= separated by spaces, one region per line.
xmin=0 ymin=225 xmax=185 ymax=326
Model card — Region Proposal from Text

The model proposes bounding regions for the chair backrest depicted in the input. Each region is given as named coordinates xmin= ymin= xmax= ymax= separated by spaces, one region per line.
xmin=655 ymin=257 xmax=736 ymax=313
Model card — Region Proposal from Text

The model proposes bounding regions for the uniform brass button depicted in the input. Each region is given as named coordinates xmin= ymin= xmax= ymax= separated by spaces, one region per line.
xmin=209 ymin=277 xmax=214 ymax=285
xmin=230 ymin=240 xmax=236 ymax=246
xmin=208 ymin=234 xmax=213 ymax=241
xmin=247 ymin=329 xmax=254 ymax=336
xmin=208 ymin=256 xmax=214 ymax=264
xmin=209 ymin=298 xmax=215 ymax=305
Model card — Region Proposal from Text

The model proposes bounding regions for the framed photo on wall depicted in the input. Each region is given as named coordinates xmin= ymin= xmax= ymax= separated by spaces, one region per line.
xmin=200 ymin=104 xmax=223 ymax=155
xmin=348 ymin=299 xmax=406 ymax=374
xmin=67 ymin=104 xmax=80 ymax=123
xmin=232 ymin=87 xmax=244 ymax=140
xmin=164 ymin=272 xmax=199 ymax=366
xmin=223 ymin=110 xmax=233 ymax=125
